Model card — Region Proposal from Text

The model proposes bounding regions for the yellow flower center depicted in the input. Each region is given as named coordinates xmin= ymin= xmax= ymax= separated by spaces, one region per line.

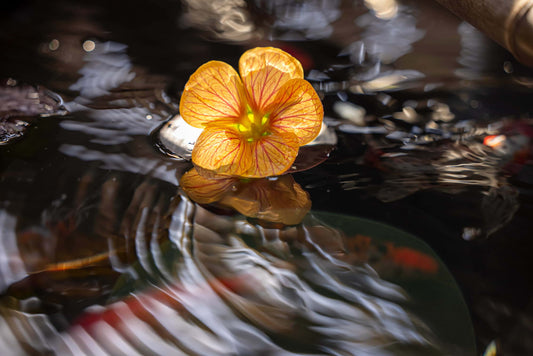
xmin=235 ymin=105 xmax=271 ymax=142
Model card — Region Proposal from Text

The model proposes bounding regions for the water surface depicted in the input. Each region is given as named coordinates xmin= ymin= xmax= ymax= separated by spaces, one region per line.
xmin=1 ymin=0 xmax=533 ymax=355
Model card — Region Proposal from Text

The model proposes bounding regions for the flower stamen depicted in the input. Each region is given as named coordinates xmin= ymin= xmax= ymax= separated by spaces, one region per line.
xmin=236 ymin=104 xmax=271 ymax=142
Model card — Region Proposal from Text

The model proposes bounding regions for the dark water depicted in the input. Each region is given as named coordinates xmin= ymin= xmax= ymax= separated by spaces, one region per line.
xmin=1 ymin=0 xmax=533 ymax=355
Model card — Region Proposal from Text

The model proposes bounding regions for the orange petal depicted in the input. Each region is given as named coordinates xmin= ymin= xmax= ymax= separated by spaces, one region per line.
xmin=180 ymin=167 xmax=237 ymax=204
xmin=180 ymin=61 xmax=246 ymax=128
xmin=243 ymin=131 xmax=300 ymax=178
xmin=239 ymin=47 xmax=304 ymax=113
xmin=268 ymin=78 xmax=323 ymax=146
xmin=191 ymin=125 xmax=252 ymax=176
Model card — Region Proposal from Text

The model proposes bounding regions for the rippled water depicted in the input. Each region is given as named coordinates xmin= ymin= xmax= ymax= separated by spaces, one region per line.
xmin=1 ymin=0 xmax=533 ymax=355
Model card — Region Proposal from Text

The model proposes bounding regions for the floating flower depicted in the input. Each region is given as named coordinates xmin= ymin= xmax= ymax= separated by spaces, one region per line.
xmin=179 ymin=47 xmax=323 ymax=178
xmin=180 ymin=167 xmax=311 ymax=225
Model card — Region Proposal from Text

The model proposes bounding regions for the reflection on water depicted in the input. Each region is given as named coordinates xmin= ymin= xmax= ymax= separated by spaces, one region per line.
xmin=354 ymin=5 xmax=424 ymax=64
xmin=257 ymin=0 xmax=341 ymax=40
xmin=180 ymin=168 xmax=311 ymax=225
xmin=181 ymin=0 xmax=256 ymax=41
xmin=0 ymin=81 xmax=65 ymax=144
xmin=456 ymin=22 xmax=511 ymax=80
xmin=69 ymin=41 xmax=135 ymax=101
xmin=0 ymin=211 xmax=26 ymax=290
xmin=364 ymin=0 xmax=398 ymax=20
xmin=0 ymin=198 xmax=468 ymax=354
xmin=0 ymin=0 xmax=533 ymax=355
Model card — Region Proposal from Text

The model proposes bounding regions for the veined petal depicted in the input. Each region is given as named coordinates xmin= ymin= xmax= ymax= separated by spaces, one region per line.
xmin=180 ymin=168 xmax=237 ymax=204
xmin=243 ymin=131 xmax=300 ymax=178
xmin=192 ymin=126 xmax=252 ymax=176
xmin=268 ymin=78 xmax=323 ymax=146
xmin=180 ymin=61 xmax=246 ymax=128
xmin=239 ymin=47 xmax=304 ymax=113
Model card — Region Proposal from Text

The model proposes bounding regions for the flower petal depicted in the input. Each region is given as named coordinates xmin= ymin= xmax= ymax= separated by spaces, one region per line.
xmin=268 ymin=78 xmax=323 ymax=146
xmin=180 ymin=167 xmax=237 ymax=204
xmin=191 ymin=125 xmax=252 ymax=176
xmin=239 ymin=47 xmax=304 ymax=113
xmin=180 ymin=61 xmax=246 ymax=128
xmin=244 ymin=131 xmax=300 ymax=178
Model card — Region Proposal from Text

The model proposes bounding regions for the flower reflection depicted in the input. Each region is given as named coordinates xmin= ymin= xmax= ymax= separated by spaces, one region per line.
xmin=180 ymin=167 xmax=311 ymax=225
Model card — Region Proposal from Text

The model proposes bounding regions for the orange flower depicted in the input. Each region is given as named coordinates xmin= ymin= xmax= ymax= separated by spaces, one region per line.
xmin=179 ymin=47 xmax=323 ymax=178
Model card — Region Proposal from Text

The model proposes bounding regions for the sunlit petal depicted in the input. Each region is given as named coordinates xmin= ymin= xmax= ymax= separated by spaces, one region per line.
xmin=239 ymin=47 xmax=304 ymax=112
xmin=180 ymin=168 xmax=237 ymax=204
xmin=180 ymin=61 xmax=246 ymax=128
xmin=244 ymin=132 xmax=300 ymax=178
xmin=192 ymin=126 xmax=252 ymax=176
xmin=268 ymin=78 xmax=323 ymax=146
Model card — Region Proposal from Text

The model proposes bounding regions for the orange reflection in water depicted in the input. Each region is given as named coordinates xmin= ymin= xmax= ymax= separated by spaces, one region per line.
xmin=180 ymin=167 xmax=311 ymax=225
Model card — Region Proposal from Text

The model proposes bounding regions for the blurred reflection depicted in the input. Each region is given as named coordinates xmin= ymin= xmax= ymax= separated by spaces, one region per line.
xmin=255 ymin=0 xmax=341 ymax=40
xmin=350 ymin=69 xmax=425 ymax=94
xmin=373 ymin=140 xmax=520 ymax=205
xmin=0 ymin=126 xmax=475 ymax=355
xmin=0 ymin=306 xmax=66 ymax=355
xmin=333 ymin=96 xmax=528 ymax=238
xmin=59 ymin=144 xmax=183 ymax=185
xmin=0 ymin=81 xmax=64 ymax=144
xmin=60 ymin=107 xmax=164 ymax=145
xmin=56 ymin=203 xmax=453 ymax=355
xmin=364 ymin=0 xmax=398 ymax=20
xmin=353 ymin=5 xmax=424 ymax=65
xmin=68 ymin=41 xmax=135 ymax=101
xmin=180 ymin=167 xmax=311 ymax=225
xmin=181 ymin=0 xmax=256 ymax=41
xmin=0 ymin=148 xmax=471 ymax=356
xmin=0 ymin=210 xmax=27 ymax=290
xmin=331 ymin=3 xmax=426 ymax=96
xmin=60 ymin=40 xmax=175 ymax=146
xmin=456 ymin=22 xmax=509 ymax=80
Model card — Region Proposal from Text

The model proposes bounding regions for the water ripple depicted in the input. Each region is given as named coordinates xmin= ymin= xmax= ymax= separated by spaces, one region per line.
xmin=39 ymin=200 xmax=458 ymax=355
